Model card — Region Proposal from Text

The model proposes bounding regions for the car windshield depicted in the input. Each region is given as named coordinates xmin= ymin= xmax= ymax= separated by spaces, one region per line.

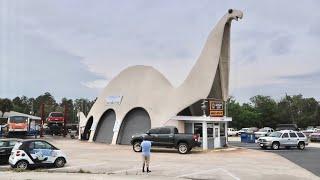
xmin=268 ymin=132 xmax=282 ymax=137
xmin=50 ymin=113 xmax=63 ymax=117
xmin=9 ymin=116 xmax=27 ymax=123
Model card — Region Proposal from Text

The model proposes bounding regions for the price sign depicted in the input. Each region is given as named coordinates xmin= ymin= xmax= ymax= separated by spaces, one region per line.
xmin=209 ymin=100 xmax=224 ymax=117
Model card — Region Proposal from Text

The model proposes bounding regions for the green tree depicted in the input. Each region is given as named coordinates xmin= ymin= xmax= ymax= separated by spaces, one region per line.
xmin=250 ymin=95 xmax=278 ymax=128
xmin=34 ymin=92 xmax=58 ymax=117
xmin=0 ymin=98 xmax=13 ymax=117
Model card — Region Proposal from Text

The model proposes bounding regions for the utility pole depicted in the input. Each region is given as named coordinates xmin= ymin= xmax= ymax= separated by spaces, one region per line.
xmin=63 ymin=104 xmax=67 ymax=137
xmin=40 ymin=103 xmax=44 ymax=137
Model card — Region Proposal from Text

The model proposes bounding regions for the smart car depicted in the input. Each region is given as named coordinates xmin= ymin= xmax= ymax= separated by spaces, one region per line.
xmin=9 ymin=139 xmax=67 ymax=169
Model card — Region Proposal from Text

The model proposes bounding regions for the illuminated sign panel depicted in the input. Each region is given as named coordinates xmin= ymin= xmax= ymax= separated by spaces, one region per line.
xmin=208 ymin=100 xmax=224 ymax=117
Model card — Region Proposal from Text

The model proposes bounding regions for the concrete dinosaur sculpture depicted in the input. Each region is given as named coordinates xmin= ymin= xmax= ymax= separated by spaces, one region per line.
xmin=85 ymin=9 xmax=243 ymax=144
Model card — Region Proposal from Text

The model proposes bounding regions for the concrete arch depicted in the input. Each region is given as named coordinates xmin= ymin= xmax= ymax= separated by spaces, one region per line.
xmin=82 ymin=116 xmax=93 ymax=140
xmin=117 ymin=107 xmax=151 ymax=145
xmin=93 ymin=109 xmax=116 ymax=143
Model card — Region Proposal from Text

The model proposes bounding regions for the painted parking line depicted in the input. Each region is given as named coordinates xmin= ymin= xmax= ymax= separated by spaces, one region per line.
xmin=176 ymin=167 xmax=240 ymax=180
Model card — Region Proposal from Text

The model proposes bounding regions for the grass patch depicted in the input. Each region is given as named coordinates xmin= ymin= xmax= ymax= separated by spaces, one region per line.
xmin=11 ymin=168 xmax=29 ymax=173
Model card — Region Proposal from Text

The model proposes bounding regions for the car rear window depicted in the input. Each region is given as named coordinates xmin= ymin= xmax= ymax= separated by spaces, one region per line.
xmin=289 ymin=133 xmax=297 ymax=138
xmin=297 ymin=133 xmax=305 ymax=138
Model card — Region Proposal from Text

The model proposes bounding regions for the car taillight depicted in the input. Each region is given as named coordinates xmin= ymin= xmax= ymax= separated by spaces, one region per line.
xmin=193 ymin=134 xmax=200 ymax=142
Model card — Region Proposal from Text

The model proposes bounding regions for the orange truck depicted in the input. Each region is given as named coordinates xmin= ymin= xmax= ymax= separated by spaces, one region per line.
xmin=7 ymin=116 xmax=28 ymax=137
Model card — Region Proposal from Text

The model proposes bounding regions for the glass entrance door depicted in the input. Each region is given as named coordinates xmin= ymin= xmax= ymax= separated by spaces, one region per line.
xmin=214 ymin=124 xmax=221 ymax=148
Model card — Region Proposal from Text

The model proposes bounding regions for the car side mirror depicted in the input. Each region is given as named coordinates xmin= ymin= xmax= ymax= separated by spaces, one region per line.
xmin=146 ymin=132 xmax=151 ymax=135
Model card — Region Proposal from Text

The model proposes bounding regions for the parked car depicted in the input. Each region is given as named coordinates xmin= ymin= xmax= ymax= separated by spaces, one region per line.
xmin=302 ymin=127 xmax=317 ymax=137
xmin=0 ymin=139 xmax=20 ymax=164
xmin=238 ymin=128 xmax=251 ymax=135
xmin=249 ymin=127 xmax=259 ymax=133
xmin=131 ymin=126 xmax=201 ymax=154
xmin=258 ymin=130 xmax=308 ymax=150
xmin=227 ymin=128 xmax=239 ymax=136
xmin=9 ymin=139 xmax=67 ymax=169
xmin=310 ymin=129 xmax=320 ymax=142
xmin=254 ymin=127 xmax=274 ymax=139
xmin=276 ymin=124 xmax=298 ymax=131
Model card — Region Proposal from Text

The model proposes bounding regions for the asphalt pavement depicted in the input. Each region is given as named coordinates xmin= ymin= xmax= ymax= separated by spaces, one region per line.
xmin=229 ymin=141 xmax=320 ymax=177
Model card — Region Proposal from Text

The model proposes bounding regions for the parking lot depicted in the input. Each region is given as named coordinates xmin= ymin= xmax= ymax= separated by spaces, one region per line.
xmin=229 ymin=136 xmax=320 ymax=177
xmin=0 ymin=136 xmax=319 ymax=180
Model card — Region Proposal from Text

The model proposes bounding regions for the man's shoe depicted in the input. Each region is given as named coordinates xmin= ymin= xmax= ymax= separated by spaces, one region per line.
xmin=147 ymin=168 xmax=151 ymax=173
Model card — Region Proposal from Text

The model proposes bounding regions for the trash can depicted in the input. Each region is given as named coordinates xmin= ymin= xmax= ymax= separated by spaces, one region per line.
xmin=241 ymin=133 xmax=248 ymax=143
xmin=246 ymin=133 xmax=256 ymax=143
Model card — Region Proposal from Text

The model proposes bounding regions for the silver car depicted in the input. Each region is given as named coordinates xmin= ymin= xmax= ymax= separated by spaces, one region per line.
xmin=258 ymin=130 xmax=308 ymax=150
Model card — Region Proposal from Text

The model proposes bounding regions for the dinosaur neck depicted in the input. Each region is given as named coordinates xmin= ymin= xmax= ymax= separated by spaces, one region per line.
xmin=177 ymin=14 xmax=231 ymax=101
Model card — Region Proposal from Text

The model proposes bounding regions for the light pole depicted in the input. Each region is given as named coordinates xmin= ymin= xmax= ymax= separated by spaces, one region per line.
xmin=201 ymin=99 xmax=208 ymax=150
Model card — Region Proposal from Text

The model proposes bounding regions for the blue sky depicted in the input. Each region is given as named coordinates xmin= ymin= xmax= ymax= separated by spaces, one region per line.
xmin=1 ymin=1 xmax=320 ymax=103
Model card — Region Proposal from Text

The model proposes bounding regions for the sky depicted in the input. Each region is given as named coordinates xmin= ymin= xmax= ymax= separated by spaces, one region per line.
xmin=1 ymin=0 xmax=320 ymax=103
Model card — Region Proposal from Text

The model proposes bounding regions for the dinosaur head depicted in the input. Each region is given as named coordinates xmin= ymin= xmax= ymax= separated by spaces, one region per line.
xmin=227 ymin=9 xmax=243 ymax=21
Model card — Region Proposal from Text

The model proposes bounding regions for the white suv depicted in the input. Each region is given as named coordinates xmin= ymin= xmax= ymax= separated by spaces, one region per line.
xmin=258 ymin=130 xmax=308 ymax=150
xmin=9 ymin=140 xmax=67 ymax=169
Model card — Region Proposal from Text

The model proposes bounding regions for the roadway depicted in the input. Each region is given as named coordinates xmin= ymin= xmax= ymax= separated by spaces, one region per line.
xmin=229 ymin=139 xmax=320 ymax=177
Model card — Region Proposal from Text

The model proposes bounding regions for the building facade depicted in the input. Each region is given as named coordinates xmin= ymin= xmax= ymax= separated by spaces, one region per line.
xmin=81 ymin=9 xmax=243 ymax=145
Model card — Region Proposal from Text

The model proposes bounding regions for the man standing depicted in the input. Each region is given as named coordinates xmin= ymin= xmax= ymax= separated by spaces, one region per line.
xmin=141 ymin=136 xmax=152 ymax=173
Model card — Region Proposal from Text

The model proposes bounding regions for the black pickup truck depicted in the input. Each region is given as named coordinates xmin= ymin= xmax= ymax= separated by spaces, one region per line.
xmin=130 ymin=126 xmax=201 ymax=154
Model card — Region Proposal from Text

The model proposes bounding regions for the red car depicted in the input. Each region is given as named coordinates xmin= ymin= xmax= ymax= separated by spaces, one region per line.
xmin=47 ymin=112 xmax=64 ymax=123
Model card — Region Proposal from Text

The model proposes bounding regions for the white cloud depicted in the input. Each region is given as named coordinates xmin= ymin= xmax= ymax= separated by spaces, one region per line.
xmin=81 ymin=79 xmax=109 ymax=89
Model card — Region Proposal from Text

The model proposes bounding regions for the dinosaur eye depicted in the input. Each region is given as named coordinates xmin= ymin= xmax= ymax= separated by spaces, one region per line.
xmin=228 ymin=9 xmax=233 ymax=14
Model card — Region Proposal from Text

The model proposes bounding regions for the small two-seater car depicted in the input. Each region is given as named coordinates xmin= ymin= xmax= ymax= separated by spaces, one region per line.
xmin=9 ymin=139 xmax=67 ymax=169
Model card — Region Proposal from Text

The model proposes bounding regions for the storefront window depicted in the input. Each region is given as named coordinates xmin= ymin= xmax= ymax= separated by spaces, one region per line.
xmin=194 ymin=123 xmax=213 ymax=137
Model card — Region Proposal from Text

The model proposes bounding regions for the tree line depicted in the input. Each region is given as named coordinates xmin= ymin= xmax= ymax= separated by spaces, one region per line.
xmin=0 ymin=92 xmax=96 ymax=123
xmin=227 ymin=94 xmax=320 ymax=129
xmin=1 ymin=93 xmax=319 ymax=128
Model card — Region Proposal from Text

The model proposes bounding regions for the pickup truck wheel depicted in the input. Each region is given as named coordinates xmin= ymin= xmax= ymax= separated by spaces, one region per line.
xmin=297 ymin=142 xmax=305 ymax=150
xmin=133 ymin=141 xmax=142 ymax=152
xmin=271 ymin=142 xmax=280 ymax=150
xmin=178 ymin=143 xmax=189 ymax=154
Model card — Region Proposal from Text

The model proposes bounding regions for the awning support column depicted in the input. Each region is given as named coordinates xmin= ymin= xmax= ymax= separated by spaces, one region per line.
xmin=225 ymin=121 xmax=228 ymax=146
xmin=202 ymin=121 xmax=208 ymax=150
